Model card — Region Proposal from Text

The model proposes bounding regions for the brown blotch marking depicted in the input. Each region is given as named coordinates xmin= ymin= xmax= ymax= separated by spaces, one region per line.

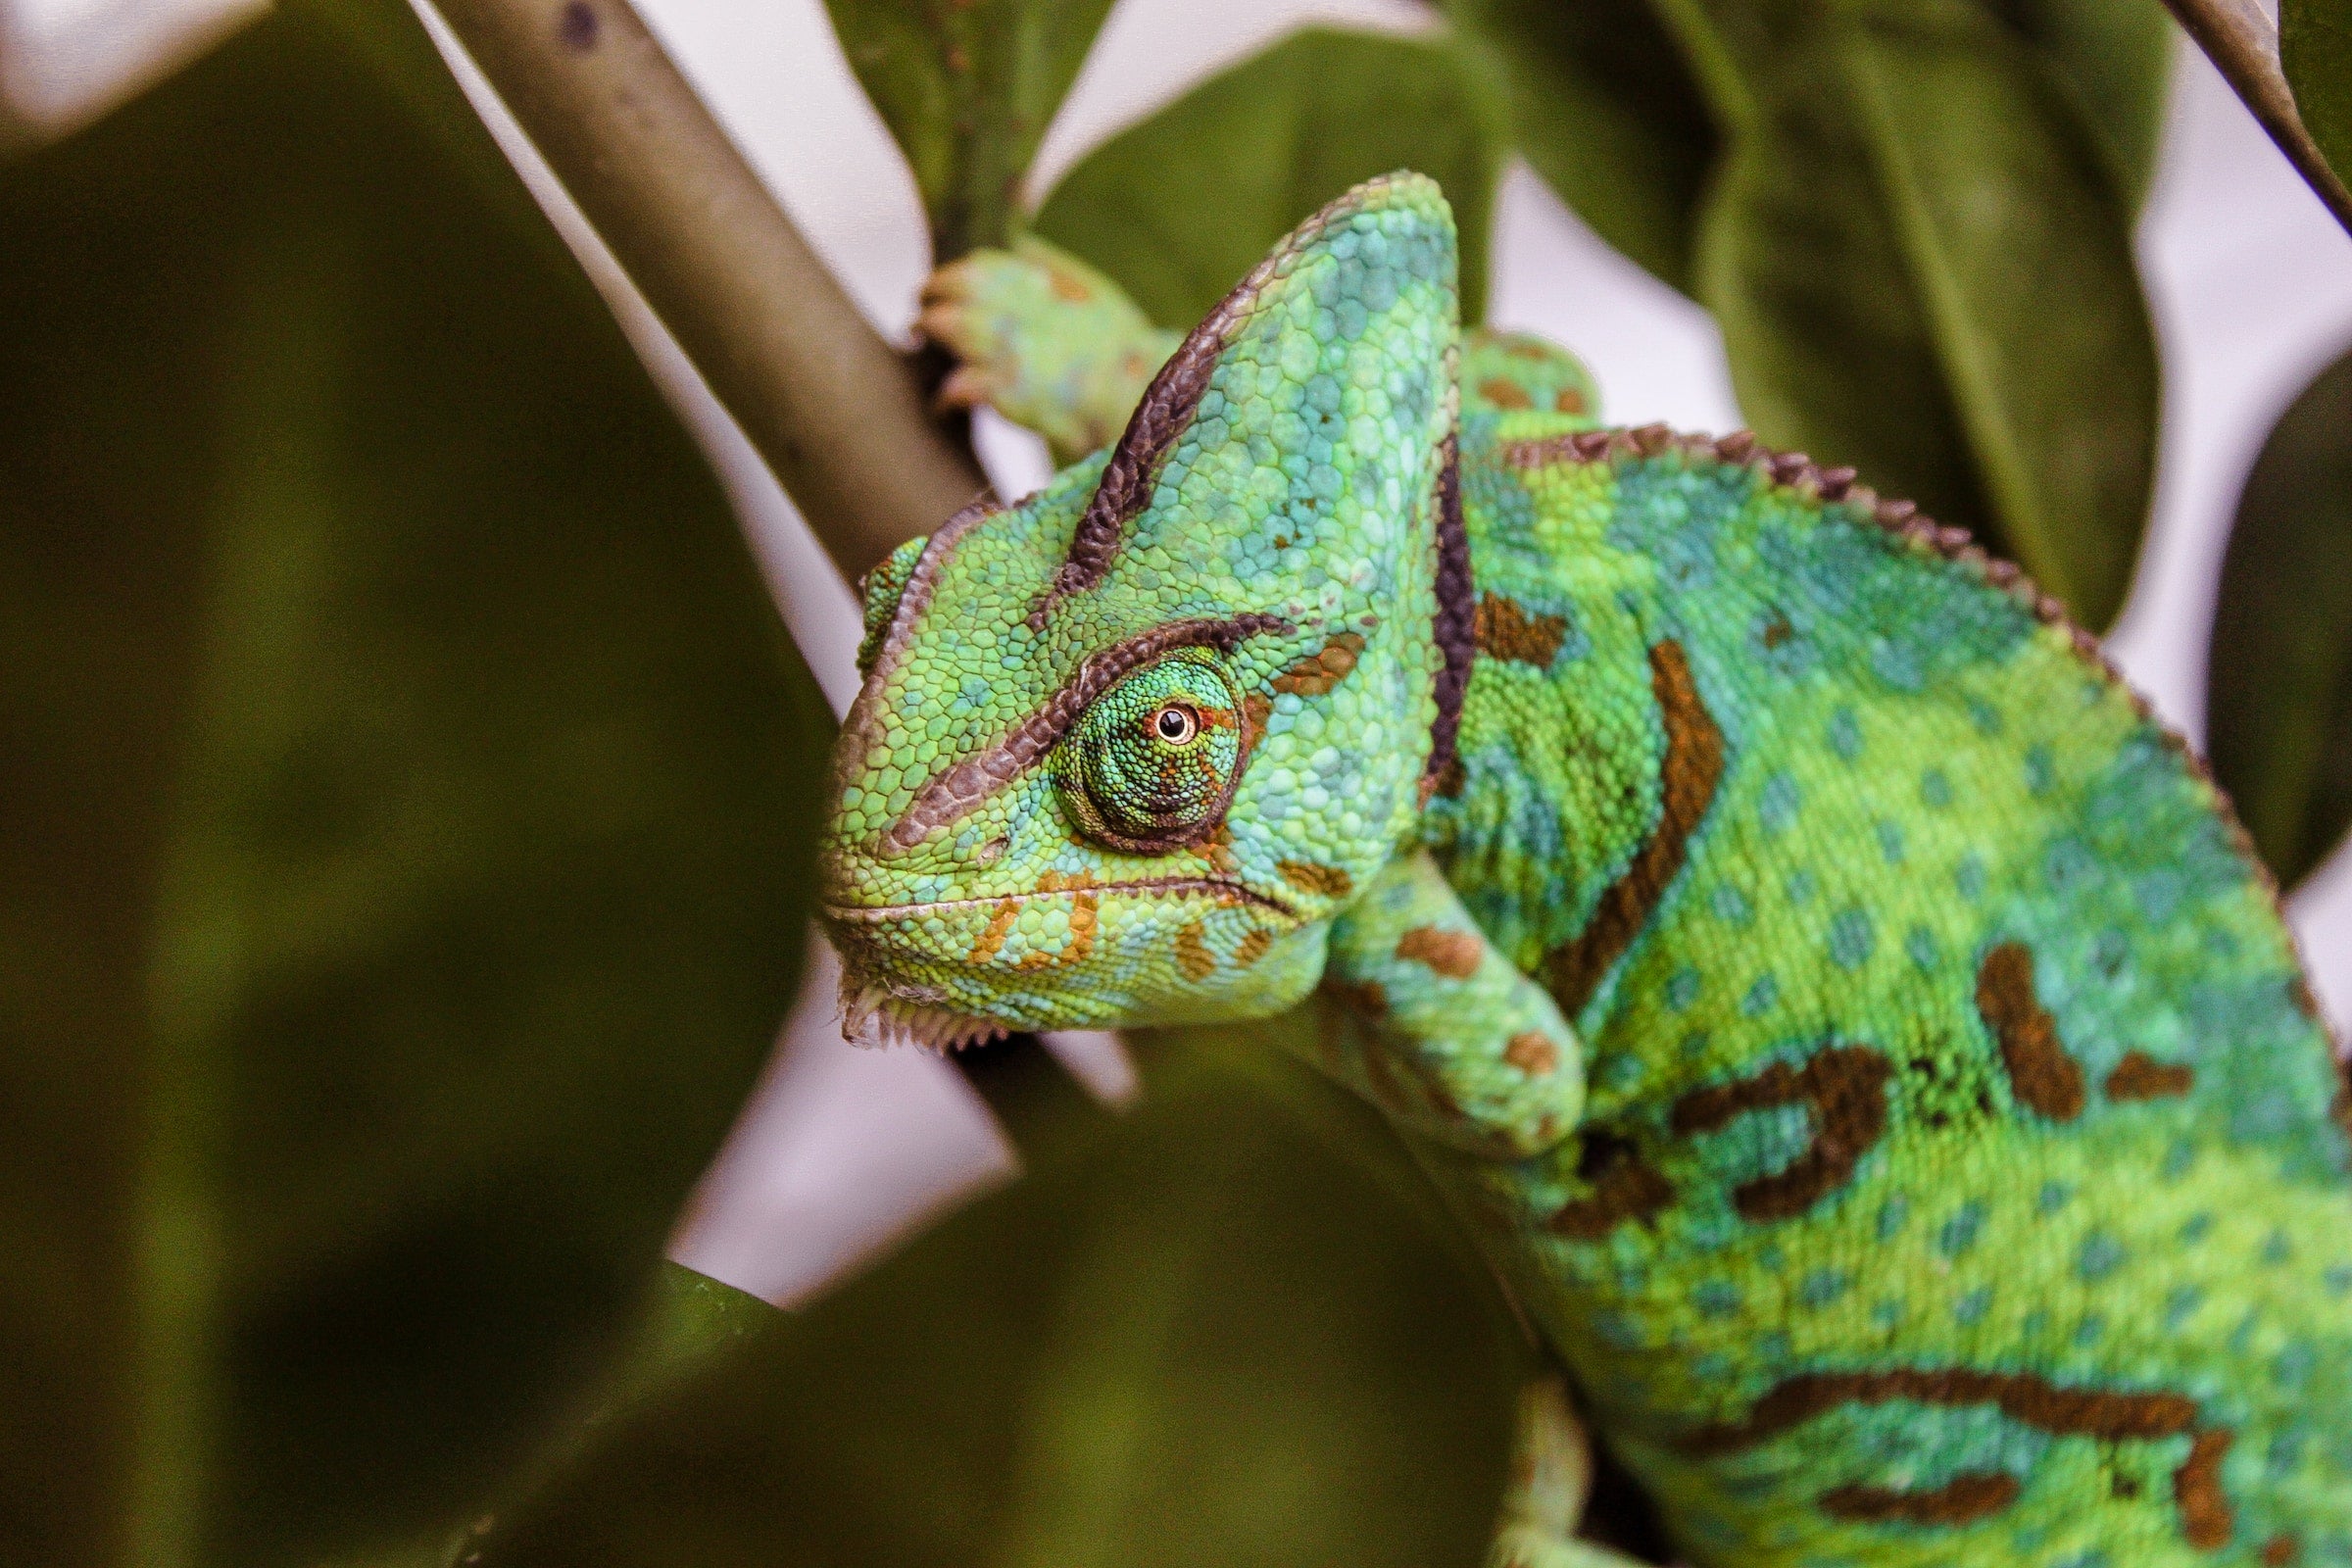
xmin=968 ymin=900 xmax=1020 ymax=964
xmin=1270 ymin=631 xmax=1366 ymax=697
xmin=1671 ymin=1046 xmax=1893 ymax=1221
xmin=1976 ymin=943 xmax=2087 ymax=1121
xmin=556 ymin=0 xmax=598 ymax=50
xmin=1233 ymin=927 xmax=1273 ymax=967
xmin=1678 ymin=1369 xmax=2232 ymax=1550
xmin=2106 ymin=1051 xmax=2194 ymax=1102
xmin=2263 ymin=1534 xmax=2301 ymax=1566
xmin=1554 ymin=386 xmax=1587 ymax=415
xmin=1241 ymin=692 xmax=1273 ymax=755
xmin=1427 ymin=754 xmax=1468 ymax=801
xmin=1279 ymin=860 xmax=1354 ymax=899
xmin=1175 ymin=920 xmax=1215 ymax=981
xmin=1015 ymin=891 xmax=1097 ymax=970
xmin=1473 ymin=593 xmax=1569 ymax=666
xmin=1477 ymin=375 xmax=1534 ymax=410
xmin=1505 ymin=1032 xmax=1558 ymax=1076
xmin=1426 ymin=434 xmax=1475 ymax=799
xmin=1045 ymin=264 xmax=1092 ymax=303
xmin=2178 ymin=1430 xmax=2234 ymax=1549
xmin=1819 ymin=1472 xmax=2020 ymax=1527
xmin=1548 ymin=640 xmax=1725 ymax=1014
xmin=1549 ymin=1129 xmax=1675 ymax=1240
xmin=1396 ymin=926 xmax=1483 ymax=979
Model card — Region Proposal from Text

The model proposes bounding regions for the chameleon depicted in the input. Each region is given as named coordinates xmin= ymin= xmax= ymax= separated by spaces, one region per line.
xmin=815 ymin=172 xmax=2352 ymax=1566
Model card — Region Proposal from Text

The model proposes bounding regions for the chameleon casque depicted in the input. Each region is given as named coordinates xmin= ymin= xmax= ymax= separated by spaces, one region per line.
xmin=816 ymin=173 xmax=2352 ymax=1565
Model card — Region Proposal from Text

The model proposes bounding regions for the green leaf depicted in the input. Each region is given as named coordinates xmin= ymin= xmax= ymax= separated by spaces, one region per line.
xmin=462 ymin=1042 xmax=1530 ymax=1568
xmin=1691 ymin=0 xmax=2159 ymax=628
xmin=1442 ymin=0 xmax=1721 ymax=292
xmin=0 ymin=3 xmax=826 ymax=1562
xmin=1980 ymin=0 xmax=2173 ymax=208
xmin=824 ymin=0 xmax=1118 ymax=260
xmin=1035 ymin=28 xmax=1512 ymax=327
xmin=2205 ymin=345 xmax=2352 ymax=892
xmin=2284 ymin=0 xmax=2352 ymax=189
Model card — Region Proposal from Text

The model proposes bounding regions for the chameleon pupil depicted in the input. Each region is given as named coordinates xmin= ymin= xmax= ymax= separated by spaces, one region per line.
xmin=1154 ymin=705 xmax=1198 ymax=744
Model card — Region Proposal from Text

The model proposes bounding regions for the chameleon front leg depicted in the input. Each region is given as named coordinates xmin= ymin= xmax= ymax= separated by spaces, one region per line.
xmin=917 ymin=235 xmax=1184 ymax=465
xmin=1314 ymin=851 xmax=1587 ymax=1161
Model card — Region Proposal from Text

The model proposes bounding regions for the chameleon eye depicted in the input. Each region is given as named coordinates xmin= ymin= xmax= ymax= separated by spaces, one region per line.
xmin=1056 ymin=654 xmax=1243 ymax=853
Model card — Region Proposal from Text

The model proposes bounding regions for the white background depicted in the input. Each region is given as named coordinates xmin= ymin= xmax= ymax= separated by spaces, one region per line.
xmin=8 ymin=0 xmax=2348 ymax=1304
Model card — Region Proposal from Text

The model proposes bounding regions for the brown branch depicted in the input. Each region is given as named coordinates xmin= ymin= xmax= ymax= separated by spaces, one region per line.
xmin=2161 ymin=0 xmax=2352 ymax=237
xmin=426 ymin=0 xmax=989 ymax=582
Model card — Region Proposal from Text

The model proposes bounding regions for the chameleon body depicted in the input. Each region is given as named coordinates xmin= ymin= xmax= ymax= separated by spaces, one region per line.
xmin=818 ymin=174 xmax=2352 ymax=1565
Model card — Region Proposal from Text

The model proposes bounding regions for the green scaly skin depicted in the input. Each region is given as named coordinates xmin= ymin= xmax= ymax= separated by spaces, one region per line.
xmin=819 ymin=174 xmax=2352 ymax=1566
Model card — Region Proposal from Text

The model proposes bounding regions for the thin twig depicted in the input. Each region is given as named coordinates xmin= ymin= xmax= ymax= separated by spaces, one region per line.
xmin=427 ymin=0 xmax=988 ymax=582
xmin=2161 ymin=0 xmax=2352 ymax=236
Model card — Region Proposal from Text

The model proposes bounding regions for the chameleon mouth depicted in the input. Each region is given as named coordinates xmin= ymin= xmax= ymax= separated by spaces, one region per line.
xmin=821 ymin=875 xmax=1295 ymax=924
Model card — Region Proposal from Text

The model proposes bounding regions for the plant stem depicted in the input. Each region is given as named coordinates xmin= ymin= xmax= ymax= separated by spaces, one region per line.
xmin=426 ymin=0 xmax=989 ymax=582
xmin=2161 ymin=0 xmax=2352 ymax=236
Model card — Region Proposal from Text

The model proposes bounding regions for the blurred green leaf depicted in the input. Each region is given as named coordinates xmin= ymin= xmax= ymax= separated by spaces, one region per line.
xmin=1690 ymin=0 xmax=2158 ymax=628
xmin=0 ymin=2 xmax=826 ymax=1562
xmin=2284 ymin=0 xmax=2352 ymax=189
xmin=1982 ymin=0 xmax=2173 ymax=207
xmin=2205 ymin=344 xmax=2352 ymax=892
xmin=1035 ymin=27 xmax=1511 ymax=327
xmin=465 ymin=1042 xmax=1529 ymax=1568
xmin=1443 ymin=0 xmax=1721 ymax=293
xmin=824 ymin=0 xmax=1117 ymax=260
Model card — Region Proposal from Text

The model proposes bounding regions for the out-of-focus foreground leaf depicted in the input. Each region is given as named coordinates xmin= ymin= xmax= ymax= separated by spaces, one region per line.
xmin=1035 ymin=27 xmax=1511 ymax=328
xmin=824 ymin=0 xmax=1117 ymax=260
xmin=2283 ymin=0 xmax=2352 ymax=189
xmin=1983 ymin=0 xmax=2172 ymax=207
xmin=464 ymin=1041 xmax=1530 ymax=1568
xmin=2205 ymin=344 xmax=2352 ymax=892
xmin=1690 ymin=0 xmax=2158 ymax=629
xmin=0 ymin=2 xmax=826 ymax=1562
xmin=1442 ymin=0 xmax=1720 ymax=294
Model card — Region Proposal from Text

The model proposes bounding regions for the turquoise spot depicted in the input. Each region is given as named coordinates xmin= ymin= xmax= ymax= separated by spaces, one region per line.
xmin=2022 ymin=1309 xmax=2050 ymax=1341
xmin=1665 ymin=967 xmax=1702 ymax=1011
xmin=1967 ymin=696 xmax=2003 ymax=736
xmin=1906 ymin=925 xmax=1941 ymax=971
xmin=2263 ymin=1229 xmax=2295 ymax=1265
xmin=1712 ymin=884 xmax=1754 ymax=925
xmin=1592 ymin=1311 xmax=1642 ymax=1348
xmin=1602 ymin=1053 xmax=1647 ymax=1091
xmin=2077 ymin=1232 xmax=2128 ymax=1282
xmin=1690 ymin=1351 xmax=1732 ymax=1382
xmin=2162 ymin=1288 xmax=2203 ymax=1331
xmin=1786 ymin=869 xmax=1817 ymax=906
xmin=1759 ymin=771 xmax=1802 ymax=834
xmin=2325 ymin=1265 xmax=2352 ymax=1296
xmin=2075 ymin=1313 xmax=2106 ymax=1347
xmin=2269 ymin=1425 xmax=2310 ymax=1479
xmin=1955 ymin=854 xmax=1986 ymax=901
xmin=2277 ymin=1342 xmax=2318 ymax=1390
xmin=1939 ymin=1201 xmax=1987 ymax=1256
xmin=2026 ymin=744 xmax=2056 ymax=796
xmin=1921 ymin=768 xmax=1954 ymax=808
xmin=1694 ymin=1281 xmax=1742 ymax=1318
xmin=1679 ymin=1029 xmax=1712 ymax=1062
xmin=2181 ymin=1212 xmax=2214 ymax=1245
xmin=2036 ymin=1182 xmax=2073 ymax=1215
xmin=1827 ymin=707 xmax=1862 ymax=760
xmin=1830 ymin=907 xmax=1875 ymax=969
xmin=1757 ymin=1331 xmax=1792 ymax=1361
xmin=1798 ymin=1268 xmax=1850 ymax=1308
xmin=1876 ymin=820 xmax=1905 ymax=863
xmin=1953 ymin=1287 xmax=1992 ymax=1325
xmin=1878 ymin=1195 xmax=1912 ymax=1241
xmin=1741 ymin=975 xmax=1779 ymax=1016
xmin=2162 ymin=1138 xmax=2198 ymax=1180
xmin=1871 ymin=1298 xmax=1903 ymax=1331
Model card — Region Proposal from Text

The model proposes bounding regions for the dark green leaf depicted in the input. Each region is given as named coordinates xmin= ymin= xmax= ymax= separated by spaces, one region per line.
xmin=1691 ymin=0 xmax=2158 ymax=628
xmin=1442 ymin=0 xmax=1721 ymax=292
xmin=1981 ymin=0 xmax=2173 ymax=207
xmin=0 ymin=3 xmax=825 ymax=1562
xmin=2205 ymin=344 xmax=2352 ymax=891
xmin=2284 ymin=0 xmax=2352 ymax=189
xmin=1035 ymin=27 xmax=1511 ymax=327
xmin=465 ymin=1042 xmax=1529 ymax=1568
xmin=824 ymin=0 xmax=1118 ymax=259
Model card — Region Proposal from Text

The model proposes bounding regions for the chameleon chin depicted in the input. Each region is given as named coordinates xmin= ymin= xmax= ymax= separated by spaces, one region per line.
xmin=818 ymin=172 xmax=2352 ymax=1566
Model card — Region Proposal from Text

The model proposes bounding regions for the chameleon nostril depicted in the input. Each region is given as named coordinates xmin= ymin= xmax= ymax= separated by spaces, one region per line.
xmin=974 ymin=836 xmax=1008 ymax=864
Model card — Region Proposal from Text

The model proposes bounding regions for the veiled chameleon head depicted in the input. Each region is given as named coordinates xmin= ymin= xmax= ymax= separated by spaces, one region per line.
xmin=817 ymin=173 xmax=1466 ymax=1048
